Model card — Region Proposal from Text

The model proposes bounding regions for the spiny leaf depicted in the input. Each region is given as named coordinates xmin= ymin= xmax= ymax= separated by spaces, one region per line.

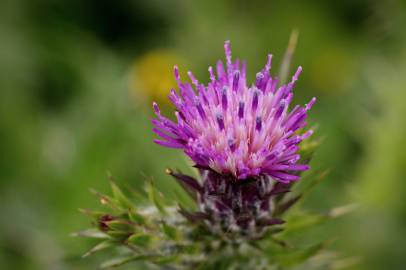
xmin=89 ymin=188 xmax=119 ymax=211
xmin=162 ymin=222 xmax=179 ymax=240
xmin=106 ymin=230 xmax=131 ymax=240
xmin=78 ymin=208 xmax=106 ymax=219
xmin=167 ymin=168 xmax=202 ymax=201
xmin=273 ymin=241 xmax=329 ymax=267
xmin=293 ymin=168 xmax=326 ymax=191
xmin=83 ymin=240 xmax=114 ymax=258
xmin=146 ymin=179 xmax=167 ymax=214
xmin=71 ymin=229 xmax=110 ymax=239
xmin=171 ymin=187 xmax=197 ymax=211
xmin=283 ymin=213 xmax=328 ymax=235
xmin=98 ymin=254 xmax=157 ymax=269
xmin=257 ymin=218 xmax=285 ymax=226
xmin=269 ymin=237 xmax=292 ymax=248
xmin=152 ymin=255 xmax=179 ymax=265
xmin=328 ymin=204 xmax=357 ymax=218
xmin=128 ymin=208 xmax=146 ymax=224
xmin=260 ymin=227 xmax=285 ymax=239
xmin=105 ymin=220 xmax=134 ymax=232
xmin=127 ymin=233 xmax=152 ymax=247
xmin=178 ymin=206 xmax=209 ymax=224
xmin=284 ymin=204 xmax=355 ymax=235
xmin=293 ymin=169 xmax=330 ymax=206
xmin=126 ymin=184 xmax=148 ymax=203
xmin=269 ymin=182 xmax=291 ymax=196
xmin=274 ymin=195 xmax=302 ymax=216
xmin=108 ymin=173 xmax=135 ymax=210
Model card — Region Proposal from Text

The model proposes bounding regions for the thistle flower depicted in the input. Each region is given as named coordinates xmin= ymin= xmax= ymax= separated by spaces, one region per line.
xmin=152 ymin=41 xmax=315 ymax=183
xmin=77 ymin=40 xmax=351 ymax=270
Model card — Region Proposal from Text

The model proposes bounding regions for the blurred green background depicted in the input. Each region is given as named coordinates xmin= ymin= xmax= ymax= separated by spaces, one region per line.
xmin=1 ymin=0 xmax=406 ymax=269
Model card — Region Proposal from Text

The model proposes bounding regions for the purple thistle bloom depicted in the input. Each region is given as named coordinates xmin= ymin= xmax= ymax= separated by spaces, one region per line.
xmin=153 ymin=41 xmax=315 ymax=183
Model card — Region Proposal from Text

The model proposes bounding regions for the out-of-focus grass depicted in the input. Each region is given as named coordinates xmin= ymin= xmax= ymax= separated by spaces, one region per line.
xmin=0 ymin=0 xmax=406 ymax=269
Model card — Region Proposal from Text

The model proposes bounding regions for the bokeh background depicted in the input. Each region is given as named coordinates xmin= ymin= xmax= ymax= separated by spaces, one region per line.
xmin=1 ymin=0 xmax=406 ymax=269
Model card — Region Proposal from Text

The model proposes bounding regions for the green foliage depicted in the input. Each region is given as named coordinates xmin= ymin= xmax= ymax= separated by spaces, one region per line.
xmin=75 ymin=141 xmax=354 ymax=269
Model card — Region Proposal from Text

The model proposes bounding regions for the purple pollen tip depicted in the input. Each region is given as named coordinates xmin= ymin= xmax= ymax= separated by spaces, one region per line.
xmin=152 ymin=102 xmax=160 ymax=114
xmin=195 ymin=100 xmax=206 ymax=119
xmin=232 ymin=71 xmax=240 ymax=91
xmin=216 ymin=114 xmax=225 ymax=130
xmin=228 ymin=139 xmax=236 ymax=151
xmin=221 ymin=87 xmax=228 ymax=110
xmin=238 ymin=102 xmax=245 ymax=119
xmin=256 ymin=116 xmax=262 ymax=131
xmin=257 ymin=72 xmax=264 ymax=78
xmin=251 ymin=90 xmax=259 ymax=112
xmin=173 ymin=65 xmax=180 ymax=80
xmin=275 ymin=100 xmax=286 ymax=118
xmin=256 ymin=72 xmax=264 ymax=85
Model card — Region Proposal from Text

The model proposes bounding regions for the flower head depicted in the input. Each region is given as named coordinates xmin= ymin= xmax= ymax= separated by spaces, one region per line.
xmin=153 ymin=41 xmax=315 ymax=183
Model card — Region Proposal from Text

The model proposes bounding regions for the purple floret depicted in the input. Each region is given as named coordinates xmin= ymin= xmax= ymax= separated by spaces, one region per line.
xmin=152 ymin=41 xmax=315 ymax=183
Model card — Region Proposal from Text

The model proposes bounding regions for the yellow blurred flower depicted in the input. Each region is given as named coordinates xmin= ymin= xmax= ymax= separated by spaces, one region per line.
xmin=130 ymin=50 xmax=186 ymax=105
